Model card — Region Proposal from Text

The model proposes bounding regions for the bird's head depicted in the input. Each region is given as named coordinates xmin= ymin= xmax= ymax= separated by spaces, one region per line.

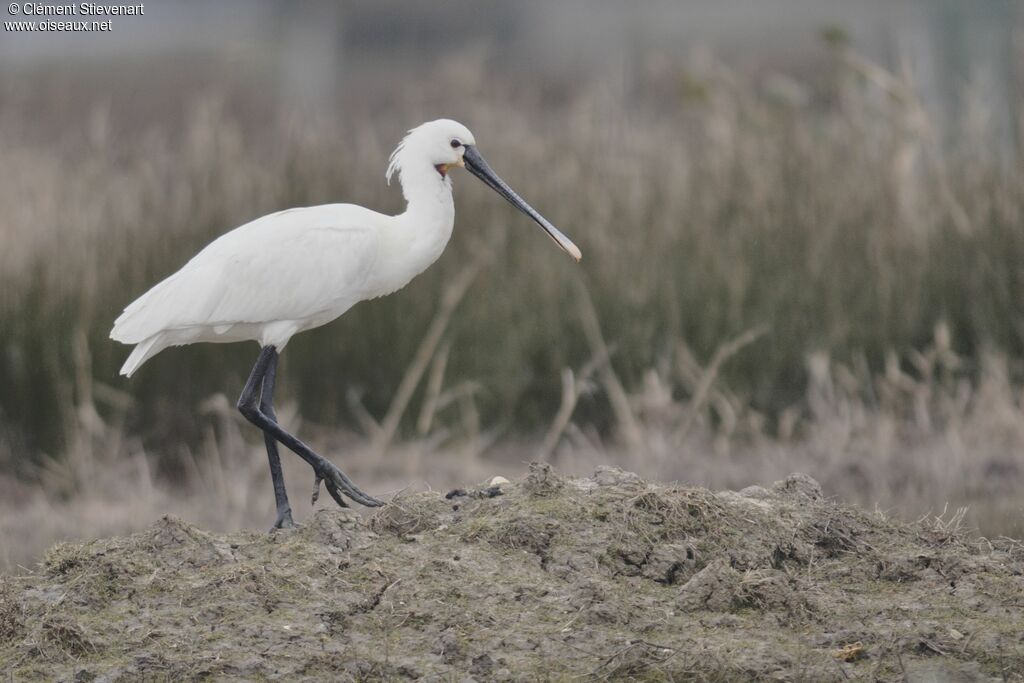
xmin=386 ymin=119 xmax=475 ymax=182
xmin=386 ymin=119 xmax=581 ymax=262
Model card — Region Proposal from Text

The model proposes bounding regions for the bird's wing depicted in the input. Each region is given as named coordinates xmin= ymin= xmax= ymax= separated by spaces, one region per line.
xmin=111 ymin=205 xmax=381 ymax=343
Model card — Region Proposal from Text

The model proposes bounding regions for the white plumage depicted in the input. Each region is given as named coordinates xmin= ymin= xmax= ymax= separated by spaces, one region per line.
xmin=110 ymin=118 xmax=580 ymax=520
xmin=113 ymin=204 xmax=408 ymax=375
xmin=112 ymin=122 xmax=465 ymax=376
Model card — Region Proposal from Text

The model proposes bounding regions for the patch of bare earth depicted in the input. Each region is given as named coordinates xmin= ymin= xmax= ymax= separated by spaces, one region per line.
xmin=2 ymin=465 xmax=1022 ymax=681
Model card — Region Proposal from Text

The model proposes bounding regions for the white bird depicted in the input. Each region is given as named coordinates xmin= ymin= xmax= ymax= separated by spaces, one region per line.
xmin=111 ymin=119 xmax=581 ymax=528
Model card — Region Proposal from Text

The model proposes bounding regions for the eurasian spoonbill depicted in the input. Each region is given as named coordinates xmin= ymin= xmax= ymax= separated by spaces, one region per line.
xmin=110 ymin=119 xmax=581 ymax=528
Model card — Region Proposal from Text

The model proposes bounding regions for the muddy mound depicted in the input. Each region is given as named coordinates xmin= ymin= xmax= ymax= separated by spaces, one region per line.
xmin=2 ymin=465 xmax=1022 ymax=681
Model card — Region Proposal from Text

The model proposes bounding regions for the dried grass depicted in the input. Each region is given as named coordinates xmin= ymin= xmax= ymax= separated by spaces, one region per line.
xmin=2 ymin=42 xmax=1024 ymax=570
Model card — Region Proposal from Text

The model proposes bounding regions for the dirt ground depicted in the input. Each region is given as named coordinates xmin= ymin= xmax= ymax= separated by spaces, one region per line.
xmin=1 ymin=465 xmax=1022 ymax=682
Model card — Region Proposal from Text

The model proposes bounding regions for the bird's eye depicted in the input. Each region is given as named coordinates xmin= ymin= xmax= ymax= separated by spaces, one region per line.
xmin=450 ymin=139 xmax=462 ymax=148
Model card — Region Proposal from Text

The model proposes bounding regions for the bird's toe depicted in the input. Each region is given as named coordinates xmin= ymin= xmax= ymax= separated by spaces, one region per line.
xmin=309 ymin=460 xmax=383 ymax=508
xmin=269 ymin=509 xmax=297 ymax=532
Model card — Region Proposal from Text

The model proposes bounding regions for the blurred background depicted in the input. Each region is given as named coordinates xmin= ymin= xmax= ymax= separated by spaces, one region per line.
xmin=2 ymin=0 xmax=1023 ymax=571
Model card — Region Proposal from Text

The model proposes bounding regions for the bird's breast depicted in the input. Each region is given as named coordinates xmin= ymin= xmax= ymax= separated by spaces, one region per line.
xmin=365 ymin=206 xmax=455 ymax=300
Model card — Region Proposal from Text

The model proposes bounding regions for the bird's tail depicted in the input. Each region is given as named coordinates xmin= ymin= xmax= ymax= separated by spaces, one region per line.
xmin=119 ymin=334 xmax=167 ymax=377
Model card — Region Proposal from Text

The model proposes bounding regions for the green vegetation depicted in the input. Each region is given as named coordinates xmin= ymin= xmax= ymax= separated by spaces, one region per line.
xmin=2 ymin=42 xmax=1024 ymax=563
xmin=2 ymin=43 xmax=1022 ymax=467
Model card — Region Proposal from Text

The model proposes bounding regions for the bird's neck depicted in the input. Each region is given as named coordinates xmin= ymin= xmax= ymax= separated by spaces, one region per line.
xmin=399 ymin=162 xmax=454 ymax=215
xmin=369 ymin=166 xmax=455 ymax=299
xmin=395 ymin=162 xmax=456 ymax=245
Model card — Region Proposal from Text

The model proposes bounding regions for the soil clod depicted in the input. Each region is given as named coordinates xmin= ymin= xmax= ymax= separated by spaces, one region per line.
xmin=2 ymin=467 xmax=1022 ymax=681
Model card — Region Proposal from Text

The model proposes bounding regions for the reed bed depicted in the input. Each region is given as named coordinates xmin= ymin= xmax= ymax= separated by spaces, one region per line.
xmin=2 ymin=43 xmax=1023 ymax=570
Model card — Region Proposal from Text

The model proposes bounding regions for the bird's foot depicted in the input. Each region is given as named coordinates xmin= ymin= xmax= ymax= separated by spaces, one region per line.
xmin=311 ymin=472 xmax=347 ymax=508
xmin=311 ymin=462 xmax=384 ymax=509
xmin=269 ymin=507 xmax=297 ymax=533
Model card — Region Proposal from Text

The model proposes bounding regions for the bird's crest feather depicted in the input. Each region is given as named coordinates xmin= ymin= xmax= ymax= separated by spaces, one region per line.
xmin=385 ymin=128 xmax=413 ymax=186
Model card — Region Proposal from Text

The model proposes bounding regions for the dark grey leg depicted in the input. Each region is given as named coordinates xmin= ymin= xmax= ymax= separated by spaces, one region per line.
xmin=237 ymin=346 xmax=384 ymax=511
xmin=259 ymin=350 xmax=296 ymax=530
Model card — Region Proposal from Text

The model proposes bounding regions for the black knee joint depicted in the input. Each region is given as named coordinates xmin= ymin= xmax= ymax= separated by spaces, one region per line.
xmin=237 ymin=398 xmax=260 ymax=420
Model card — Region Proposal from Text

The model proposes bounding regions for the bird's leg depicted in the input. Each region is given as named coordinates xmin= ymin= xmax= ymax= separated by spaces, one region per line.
xmin=258 ymin=350 xmax=296 ymax=530
xmin=237 ymin=346 xmax=384 ymax=509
